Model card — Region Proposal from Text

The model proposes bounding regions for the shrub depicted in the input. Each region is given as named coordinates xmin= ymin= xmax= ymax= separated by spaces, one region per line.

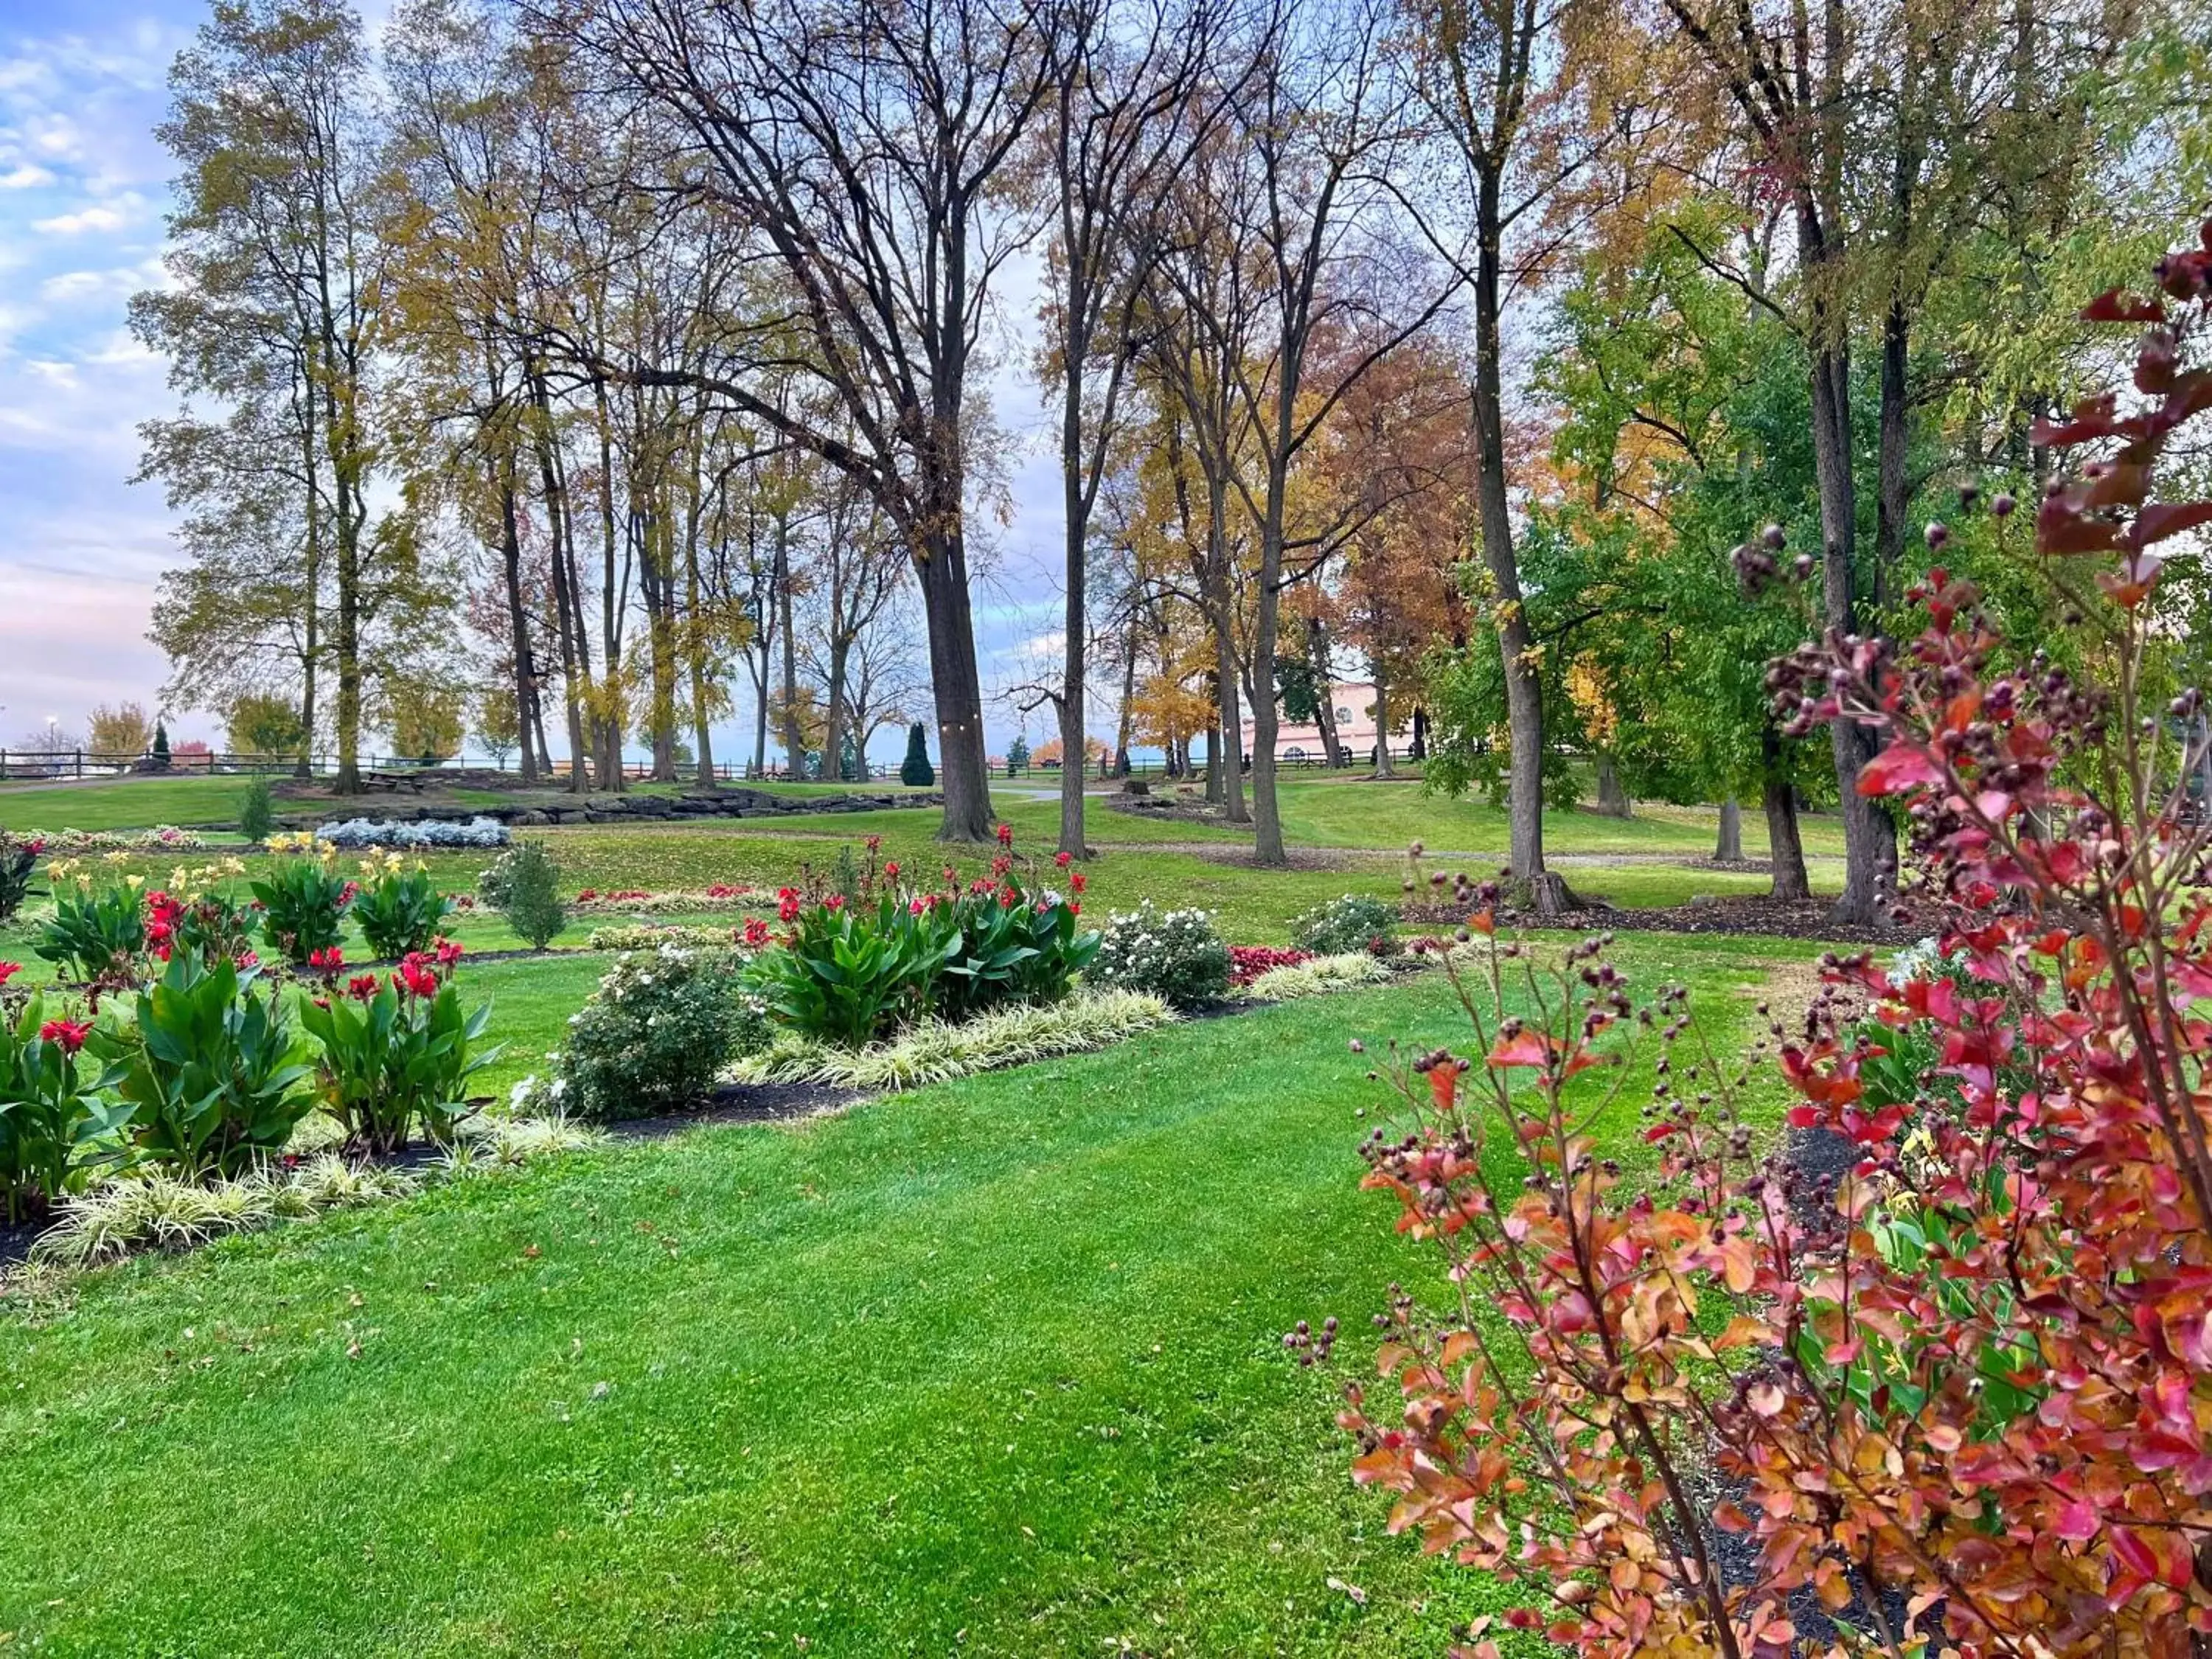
xmin=1243 ymin=951 xmax=1387 ymax=1000
xmin=540 ymin=945 xmax=766 ymax=1120
xmin=1082 ymin=902 xmax=1229 ymax=1009
xmin=111 ymin=953 xmax=316 ymax=1178
xmin=298 ymin=943 xmax=497 ymax=1152
xmin=250 ymin=851 xmax=352 ymax=964
xmin=482 ymin=841 xmax=566 ymax=949
xmin=236 ymin=775 xmax=275 ymax=844
xmin=585 ymin=922 xmax=739 ymax=952
xmin=35 ymin=862 xmax=147 ymax=986
xmin=0 ymin=832 xmax=39 ymax=926
xmin=900 ymin=721 xmax=935 ymax=786
xmin=1287 ymin=894 xmax=1397 ymax=956
xmin=316 ymin=815 xmax=509 ymax=849
xmin=35 ymin=827 xmax=207 ymax=855
xmin=0 ymin=994 xmax=131 ymax=1222
xmin=348 ymin=856 xmax=453 ymax=960
xmin=1334 ymin=230 xmax=2212 ymax=1658
xmin=1228 ymin=944 xmax=1313 ymax=987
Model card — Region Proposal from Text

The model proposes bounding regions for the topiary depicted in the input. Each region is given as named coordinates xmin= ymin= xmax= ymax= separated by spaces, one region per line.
xmin=484 ymin=841 xmax=566 ymax=950
xmin=150 ymin=720 xmax=172 ymax=771
xmin=900 ymin=721 xmax=935 ymax=787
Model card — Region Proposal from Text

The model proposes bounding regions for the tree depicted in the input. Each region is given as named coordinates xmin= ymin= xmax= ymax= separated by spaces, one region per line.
xmin=1006 ymin=734 xmax=1032 ymax=773
xmin=86 ymin=703 xmax=155 ymax=759
xmin=552 ymin=0 xmax=1053 ymax=841
xmin=227 ymin=690 xmax=309 ymax=759
xmin=900 ymin=723 xmax=935 ymax=787
xmin=1391 ymin=0 xmax=1658 ymax=911
xmin=384 ymin=682 xmax=465 ymax=762
xmin=470 ymin=683 xmax=522 ymax=769
xmin=1034 ymin=0 xmax=1219 ymax=856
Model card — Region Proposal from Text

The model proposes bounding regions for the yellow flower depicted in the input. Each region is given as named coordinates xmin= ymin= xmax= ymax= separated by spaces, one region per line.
xmin=125 ymin=874 xmax=145 ymax=890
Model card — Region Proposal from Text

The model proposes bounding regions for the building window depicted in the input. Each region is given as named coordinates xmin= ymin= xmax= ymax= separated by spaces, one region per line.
xmin=1284 ymin=745 xmax=1308 ymax=763
xmin=1334 ymin=707 xmax=1352 ymax=723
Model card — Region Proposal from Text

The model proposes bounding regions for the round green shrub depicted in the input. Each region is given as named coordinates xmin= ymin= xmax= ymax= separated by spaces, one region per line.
xmin=1082 ymin=902 xmax=1230 ymax=1009
xmin=1289 ymin=893 xmax=1399 ymax=957
xmin=536 ymin=945 xmax=768 ymax=1120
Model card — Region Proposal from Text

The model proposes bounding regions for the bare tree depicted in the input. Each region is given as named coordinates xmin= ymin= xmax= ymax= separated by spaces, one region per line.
xmin=1034 ymin=0 xmax=1222 ymax=853
xmin=546 ymin=0 xmax=1054 ymax=841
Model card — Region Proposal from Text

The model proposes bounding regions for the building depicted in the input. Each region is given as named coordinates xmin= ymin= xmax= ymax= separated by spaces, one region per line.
xmin=1238 ymin=681 xmax=1409 ymax=765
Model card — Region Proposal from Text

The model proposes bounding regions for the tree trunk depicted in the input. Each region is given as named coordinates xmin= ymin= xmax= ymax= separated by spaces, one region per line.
xmin=1470 ymin=167 xmax=1566 ymax=914
xmin=1113 ymin=617 xmax=1138 ymax=780
xmin=1308 ymin=615 xmax=1344 ymax=767
xmin=1206 ymin=487 xmax=1246 ymax=824
xmin=915 ymin=525 xmax=997 ymax=841
xmin=1595 ymin=754 xmax=1631 ymax=818
xmin=1410 ymin=706 xmax=1427 ymax=763
xmin=1761 ymin=727 xmax=1812 ymax=901
xmin=684 ymin=479 xmax=716 ymax=793
xmin=1056 ymin=343 xmax=1089 ymax=858
xmin=298 ymin=402 xmax=320 ymax=781
xmin=775 ymin=507 xmax=803 ymax=776
xmin=1714 ymin=796 xmax=1744 ymax=863
xmin=528 ymin=371 xmax=592 ymax=793
xmin=498 ymin=467 xmax=540 ymax=787
xmin=1374 ymin=671 xmax=1395 ymax=777
xmin=332 ymin=470 xmax=361 ymax=795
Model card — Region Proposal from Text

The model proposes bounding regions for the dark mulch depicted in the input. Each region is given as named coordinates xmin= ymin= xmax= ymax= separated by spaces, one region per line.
xmin=1402 ymin=893 xmax=1921 ymax=945
xmin=603 ymin=1079 xmax=865 ymax=1138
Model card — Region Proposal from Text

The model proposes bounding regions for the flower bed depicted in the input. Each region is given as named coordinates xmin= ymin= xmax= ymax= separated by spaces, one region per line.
xmin=570 ymin=887 xmax=771 ymax=914
xmin=1228 ymin=945 xmax=1312 ymax=987
xmin=32 ymin=826 xmax=208 ymax=855
xmin=310 ymin=815 xmax=509 ymax=849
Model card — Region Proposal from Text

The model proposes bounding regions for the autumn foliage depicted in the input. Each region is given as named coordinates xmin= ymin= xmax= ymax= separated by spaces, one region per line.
xmin=1333 ymin=223 xmax=2212 ymax=1656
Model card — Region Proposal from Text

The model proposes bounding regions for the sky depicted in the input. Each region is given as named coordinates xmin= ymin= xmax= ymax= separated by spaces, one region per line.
xmin=0 ymin=0 xmax=1083 ymax=765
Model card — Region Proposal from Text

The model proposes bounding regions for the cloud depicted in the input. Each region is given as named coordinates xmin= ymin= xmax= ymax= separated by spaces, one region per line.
xmin=0 ymin=162 xmax=53 ymax=189
xmin=30 ymin=200 xmax=133 ymax=235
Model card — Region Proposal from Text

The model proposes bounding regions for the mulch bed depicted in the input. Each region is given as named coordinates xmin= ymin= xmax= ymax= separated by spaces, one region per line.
xmin=605 ymin=1079 xmax=865 ymax=1138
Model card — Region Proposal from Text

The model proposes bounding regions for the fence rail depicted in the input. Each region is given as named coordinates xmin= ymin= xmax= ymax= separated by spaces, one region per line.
xmin=0 ymin=745 xmax=1433 ymax=786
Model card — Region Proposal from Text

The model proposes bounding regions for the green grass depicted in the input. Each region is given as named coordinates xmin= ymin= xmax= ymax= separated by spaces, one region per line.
xmin=0 ymin=939 xmax=1795 ymax=1657
xmin=0 ymin=773 xmax=253 ymax=832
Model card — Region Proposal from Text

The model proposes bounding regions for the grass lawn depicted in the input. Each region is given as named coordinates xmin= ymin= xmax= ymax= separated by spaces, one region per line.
xmin=0 ymin=776 xmax=933 ymax=835
xmin=0 ymin=937 xmax=1800 ymax=1657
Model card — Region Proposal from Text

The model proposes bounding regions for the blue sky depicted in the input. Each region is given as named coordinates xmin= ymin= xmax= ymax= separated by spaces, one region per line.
xmin=0 ymin=0 xmax=1077 ymax=762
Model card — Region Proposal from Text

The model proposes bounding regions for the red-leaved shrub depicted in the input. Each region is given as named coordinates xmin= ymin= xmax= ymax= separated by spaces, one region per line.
xmin=1330 ymin=222 xmax=2212 ymax=1656
xmin=1231 ymin=945 xmax=1314 ymax=986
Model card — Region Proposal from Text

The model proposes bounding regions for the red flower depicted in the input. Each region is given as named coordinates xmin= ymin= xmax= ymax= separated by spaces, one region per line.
xmin=741 ymin=919 xmax=771 ymax=947
xmin=990 ymin=854 xmax=1012 ymax=877
xmin=827 ymin=894 xmax=846 ymax=911
xmin=38 ymin=1018 xmax=90 ymax=1055
xmin=1070 ymin=871 xmax=1087 ymax=894
xmin=1054 ymin=850 xmax=1072 ymax=867
xmin=1067 ymin=901 xmax=1081 ymax=917
xmin=24 ymin=838 xmax=44 ymax=856
xmin=235 ymin=950 xmax=259 ymax=970
xmin=995 ymin=822 xmax=1014 ymax=846
xmin=578 ymin=888 xmax=599 ymax=902
xmin=865 ymin=834 xmax=883 ymax=855
xmin=338 ymin=881 xmax=359 ymax=904
xmin=999 ymin=884 xmax=1019 ymax=908
xmin=910 ymin=897 xmax=927 ymax=916
xmin=0 ymin=961 xmax=24 ymax=988
xmin=884 ymin=860 xmax=900 ymax=879
xmin=309 ymin=946 xmax=345 ymax=974
xmin=779 ymin=897 xmax=801 ymax=922
xmin=434 ymin=936 xmax=464 ymax=967
xmin=347 ymin=974 xmax=381 ymax=1002
xmin=942 ymin=865 xmax=958 ymax=885
xmin=397 ymin=962 xmax=439 ymax=998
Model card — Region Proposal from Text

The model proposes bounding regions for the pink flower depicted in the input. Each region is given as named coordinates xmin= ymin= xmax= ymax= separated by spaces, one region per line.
xmin=0 ymin=961 xmax=23 ymax=987
xmin=910 ymin=898 xmax=926 ymax=916
xmin=995 ymin=822 xmax=1014 ymax=846
xmin=884 ymin=860 xmax=900 ymax=879
xmin=827 ymin=894 xmax=846 ymax=911
xmin=38 ymin=1018 xmax=90 ymax=1055
xmin=1054 ymin=850 xmax=1072 ymax=868
xmin=236 ymin=950 xmax=259 ymax=969
xmin=434 ymin=936 xmax=464 ymax=967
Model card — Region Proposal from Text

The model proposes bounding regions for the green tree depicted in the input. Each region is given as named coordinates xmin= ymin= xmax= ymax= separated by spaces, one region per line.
xmin=227 ymin=691 xmax=308 ymax=759
xmin=900 ymin=722 xmax=935 ymax=787
xmin=86 ymin=703 xmax=155 ymax=759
